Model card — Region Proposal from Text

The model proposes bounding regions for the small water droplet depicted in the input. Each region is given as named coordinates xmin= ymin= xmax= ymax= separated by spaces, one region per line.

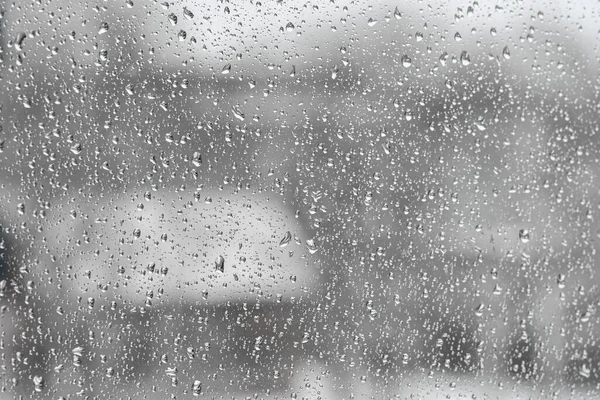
xmin=305 ymin=239 xmax=318 ymax=254
xmin=98 ymin=22 xmax=109 ymax=35
xmin=168 ymin=13 xmax=178 ymax=25
xmin=401 ymin=55 xmax=412 ymax=68
xmin=454 ymin=32 xmax=462 ymax=42
xmin=286 ymin=22 xmax=295 ymax=32
xmin=439 ymin=52 xmax=448 ymax=67
xmin=279 ymin=231 xmax=292 ymax=247
xmin=579 ymin=364 xmax=591 ymax=378
xmin=14 ymin=32 xmax=26 ymax=51
xmin=187 ymin=347 xmax=196 ymax=359
xmin=183 ymin=7 xmax=194 ymax=20
xmin=222 ymin=64 xmax=231 ymax=74
xmin=394 ymin=7 xmax=402 ymax=19
xmin=460 ymin=50 xmax=471 ymax=66
xmin=557 ymin=273 xmax=566 ymax=289
xmin=33 ymin=376 xmax=44 ymax=392
xmin=192 ymin=380 xmax=202 ymax=396
xmin=70 ymin=143 xmax=83 ymax=155
xmin=331 ymin=66 xmax=339 ymax=80
xmin=475 ymin=303 xmax=485 ymax=317
xmin=502 ymin=46 xmax=511 ymax=59
xmin=192 ymin=152 xmax=202 ymax=167
xmin=215 ymin=255 xmax=225 ymax=272
xmin=72 ymin=346 xmax=84 ymax=367
xmin=367 ymin=18 xmax=377 ymax=27
xmin=519 ymin=229 xmax=530 ymax=243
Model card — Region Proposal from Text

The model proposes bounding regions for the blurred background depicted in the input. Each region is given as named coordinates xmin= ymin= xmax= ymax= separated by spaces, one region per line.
xmin=0 ymin=0 xmax=599 ymax=398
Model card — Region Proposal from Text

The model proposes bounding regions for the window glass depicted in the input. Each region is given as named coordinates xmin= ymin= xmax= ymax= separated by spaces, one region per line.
xmin=0 ymin=0 xmax=599 ymax=398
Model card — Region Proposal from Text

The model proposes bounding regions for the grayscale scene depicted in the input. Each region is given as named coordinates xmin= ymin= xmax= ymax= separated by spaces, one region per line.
xmin=0 ymin=0 xmax=599 ymax=399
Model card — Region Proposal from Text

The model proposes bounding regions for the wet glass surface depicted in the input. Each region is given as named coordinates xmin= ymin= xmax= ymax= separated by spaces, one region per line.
xmin=0 ymin=1 xmax=599 ymax=398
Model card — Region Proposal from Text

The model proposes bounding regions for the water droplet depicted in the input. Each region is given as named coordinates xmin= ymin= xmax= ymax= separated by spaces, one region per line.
xmin=306 ymin=239 xmax=318 ymax=254
xmin=279 ymin=231 xmax=292 ymax=247
xmin=72 ymin=346 xmax=84 ymax=367
xmin=98 ymin=22 xmax=109 ymax=35
xmin=460 ymin=50 xmax=471 ymax=66
xmin=579 ymin=364 xmax=591 ymax=378
xmin=192 ymin=152 xmax=202 ymax=167
xmin=222 ymin=64 xmax=231 ymax=74
xmin=187 ymin=347 xmax=196 ymax=359
xmin=286 ymin=22 xmax=295 ymax=32
xmin=331 ymin=66 xmax=339 ymax=80
xmin=168 ymin=13 xmax=178 ymax=25
xmin=17 ymin=203 xmax=25 ymax=215
xmin=192 ymin=380 xmax=202 ymax=396
xmin=14 ymin=32 xmax=26 ymax=51
xmin=519 ymin=229 xmax=530 ymax=243
xmin=232 ymin=107 xmax=245 ymax=121
xmin=183 ymin=7 xmax=194 ymax=20
xmin=70 ymin=143 xmax=83 ymax=155
xmin=557 ymin=273 xmax=566 ymax=289
xmin=454 ymin=32 xmax=462 ymax=42
xmin=401 ymin=55 xmax=412 ymax=68
xmin=475 ymin=303 xmax=485 ymax=317
xmin=178 ymin=30 xmax=187 ymax=41
xmin=367 ymin=18 xmax=377 ymax=27
xmin=33 ymin=376 xmax=44 ymax=392
xmin=502 ymin=46 xmax=511 ymax=59
xmin=215 ymin=255 xmax=225 ymax=272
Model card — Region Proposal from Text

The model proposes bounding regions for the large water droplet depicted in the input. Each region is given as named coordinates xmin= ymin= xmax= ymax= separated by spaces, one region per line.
xmin=401 ymin=55 xmax=412 ymax=68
